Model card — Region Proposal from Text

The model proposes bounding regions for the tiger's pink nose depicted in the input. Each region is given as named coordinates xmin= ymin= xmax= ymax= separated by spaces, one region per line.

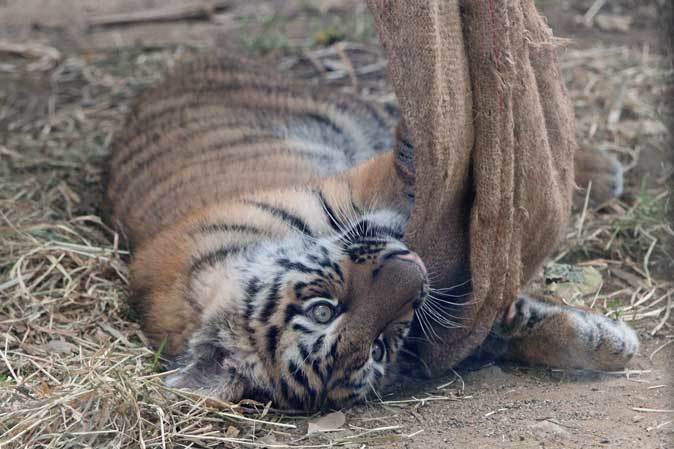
xmin=391 ymin=251 xmax=427 ymax=277
xmin=343 ymin=248 xmax=429 ymax=344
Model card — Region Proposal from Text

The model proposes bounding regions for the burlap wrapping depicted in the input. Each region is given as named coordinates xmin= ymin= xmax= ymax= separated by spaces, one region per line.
xmin=367 ymin=0 xmax=575 ymax=374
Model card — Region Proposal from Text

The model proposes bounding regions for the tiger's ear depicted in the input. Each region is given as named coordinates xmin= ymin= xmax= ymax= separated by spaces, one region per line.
xmin=164 ymin=326 xmax=245 ymax=403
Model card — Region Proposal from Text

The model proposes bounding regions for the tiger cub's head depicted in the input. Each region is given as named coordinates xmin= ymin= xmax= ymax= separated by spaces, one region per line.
xmin=166 ymin=209 xmax=428 ymax=411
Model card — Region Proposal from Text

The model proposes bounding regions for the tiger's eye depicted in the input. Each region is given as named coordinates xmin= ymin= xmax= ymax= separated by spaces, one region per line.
xmin=371 ymin=340 xmax=385 ymax=362
xmin=311 ymin=303 xmax=335 ymax=324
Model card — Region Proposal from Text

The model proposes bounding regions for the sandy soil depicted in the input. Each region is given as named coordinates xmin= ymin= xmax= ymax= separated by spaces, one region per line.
xmin=380 ymin=340 xmax=673 ymax=449
xmin=0 ymin=1 xmax=672 ymax=448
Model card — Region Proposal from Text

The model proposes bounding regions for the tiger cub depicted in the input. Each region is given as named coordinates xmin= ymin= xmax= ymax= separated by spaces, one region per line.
xmin=105 ymin=55 xmax=638 ymax=411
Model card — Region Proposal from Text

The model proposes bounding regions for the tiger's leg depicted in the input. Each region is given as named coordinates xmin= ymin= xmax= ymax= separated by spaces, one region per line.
xmin=332 ymin=150 xmax=413 ymax=215
xmin=574 ymin=149 xmax=624 ymax=207
xmin=491 ymin=294 xmax=639 ymax=371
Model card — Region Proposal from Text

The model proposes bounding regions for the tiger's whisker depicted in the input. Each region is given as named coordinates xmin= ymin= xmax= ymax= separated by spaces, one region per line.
xmin=424 ymin=299 xmax=464 ymax=321
xmin=368 ymin=379 xmax=384 ymax=403
xmin=422 ymin=301 xmax=463 ymax=328
xmin=426 ymin=292 xmax=475 ymax=305
xmin=430 ymin=278 xmax=472 ymax=291
xmin=427 ymin=290 xmax=473 ymax=299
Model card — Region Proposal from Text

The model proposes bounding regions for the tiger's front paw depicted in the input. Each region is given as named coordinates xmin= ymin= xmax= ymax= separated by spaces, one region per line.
xmin=574 ymin=149 xmax=624 ymax=207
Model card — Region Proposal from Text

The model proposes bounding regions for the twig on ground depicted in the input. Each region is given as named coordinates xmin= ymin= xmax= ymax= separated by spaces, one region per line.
xmin=87 ymin=1 xmax=230 ymax=28
xmin=583 ymin=0 xmax=609 ymax=27
xmin=0 ymin=41 xmax=61 ymax=71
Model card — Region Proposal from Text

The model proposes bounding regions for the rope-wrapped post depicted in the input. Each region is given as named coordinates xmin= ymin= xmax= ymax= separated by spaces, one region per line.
xmin=367 ymin=0 xmax=575 ymax=374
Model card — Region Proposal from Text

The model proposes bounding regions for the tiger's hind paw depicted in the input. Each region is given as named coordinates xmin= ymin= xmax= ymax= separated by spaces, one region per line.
xmin=495 ymin=295 xmax=542 ymax=338
xmin=581 ymin=313 xmax=640 ymax=370
xmin=494 ymin=294 xmax=640 ymax=371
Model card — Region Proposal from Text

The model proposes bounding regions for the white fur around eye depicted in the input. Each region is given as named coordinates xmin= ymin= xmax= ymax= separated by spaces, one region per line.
xmin=303 ymin=297 xmax=337 ymax=309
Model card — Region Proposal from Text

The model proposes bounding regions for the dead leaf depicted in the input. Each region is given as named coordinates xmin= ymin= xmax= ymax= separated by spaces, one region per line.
xmin=307 ymin=411 xmax=346 ymax=435
xmin=544 ymin=264 xmax=603 ymax=305
xmin=225 ymin=426 xmax=240 ymax=438
xmin=255 ymin=433 xmax=279 ymax=446
xmin=617 ymin=120 xmax=642 ymax=141
xmin=37 ymin=381 xmax=53 ymax=398
xmin=641 ymin=120 xmax=668 ymax=136
xmin=618 ymin=119 xmax=668 ymax=141
xmin=531 ymin=420 xmax=571 ymax=440
xmin=46 ymin=338 xmax=77 ymax=354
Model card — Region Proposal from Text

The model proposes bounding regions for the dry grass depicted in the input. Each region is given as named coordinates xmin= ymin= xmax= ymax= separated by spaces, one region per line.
xmin=553 ymin=45 xmax=673 ymax=332
xmin=0 ymin=19 xmax=672 ymax=449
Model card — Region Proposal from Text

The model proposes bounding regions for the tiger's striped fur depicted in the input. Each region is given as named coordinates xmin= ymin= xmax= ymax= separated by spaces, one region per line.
xmin=106 ymin=54 xmax=638 ymax=410
xmin=106 ymin=56 xmax=398 ymax=246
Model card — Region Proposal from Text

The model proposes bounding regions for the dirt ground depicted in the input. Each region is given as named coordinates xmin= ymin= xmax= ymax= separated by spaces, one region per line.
xmin=1 ymin=1 xmax=672 ymax=448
